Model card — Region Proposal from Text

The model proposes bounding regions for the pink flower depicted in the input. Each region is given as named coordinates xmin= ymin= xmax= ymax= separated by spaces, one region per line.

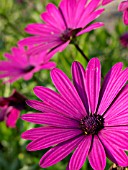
xmin=118 ymin=0 xmax=128 ymax=25
xmin=19 ymin=0 xmax=105 ymax=56
xmin=0 ymin=90 xmax=26 ymax=128
xmin=120 ymin=32 xmax=128 ymax=48
xmin=21 ymin=58 xmax=128 ymax=170
xmin=0 ymin=45 xmax=56 ymax=83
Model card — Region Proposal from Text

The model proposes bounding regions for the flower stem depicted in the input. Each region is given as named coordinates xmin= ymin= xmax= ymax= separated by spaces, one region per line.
xmin=74 ymin=43 xmax=89 ymax=62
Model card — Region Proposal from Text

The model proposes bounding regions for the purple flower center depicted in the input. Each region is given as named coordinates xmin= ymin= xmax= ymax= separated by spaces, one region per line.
xmin=80 ymin=114 xmax=104 ymax=135
xmin=23 ymin=65 xmax=35 ymax=73
xmin=60 ymin=28 xmax=82 ymax=42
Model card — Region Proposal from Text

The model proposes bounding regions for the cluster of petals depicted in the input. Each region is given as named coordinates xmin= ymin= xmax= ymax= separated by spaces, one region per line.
xmin=118 ymin=0 xmax=128 ymax=25
xmin=120 ymin=32 xmax=128 ymax=48
xmin=22 ymin=58 xmax=128 ymax=170
xmin=19 ymin=0 xmax=107 ymax=56
xmin=0 ymin=45 xmax=56 ymax=83
xmin=0 ymin=90 xmax=26 ymax=128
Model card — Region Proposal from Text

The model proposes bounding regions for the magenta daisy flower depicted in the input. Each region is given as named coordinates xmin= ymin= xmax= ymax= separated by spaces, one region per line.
xmin=118 ymin=0 xmax=128 ymax=25
xmin=0 ymin=45 xmax=56 ymax=83
xmin=0 ymin=90 xmax=26 ymax=128
xmin=19 ymin=0 xmax=105 ymax=56
xmin=21 ymin=58 xmax=128 ymax=170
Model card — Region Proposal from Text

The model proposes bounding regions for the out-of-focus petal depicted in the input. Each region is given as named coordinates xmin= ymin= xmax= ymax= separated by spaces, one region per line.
xmin=6 ymin=108 xmax=20 ymax=128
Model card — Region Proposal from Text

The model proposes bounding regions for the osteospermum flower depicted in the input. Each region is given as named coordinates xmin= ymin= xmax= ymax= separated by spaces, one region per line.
xmin=0 ymin=46 xmax=56 ymax=83
xmin=19 ymin=0 xmax=106 ymax=56
xmin=0 ymin=90 xmax=26 ymax=128
xmin=120 ymin=32 xmax=128 ymax=48
xmin=21 ymin=58 xmax=128 ymax=170
xmin=118 ymin=0 xmax=128 ymax=25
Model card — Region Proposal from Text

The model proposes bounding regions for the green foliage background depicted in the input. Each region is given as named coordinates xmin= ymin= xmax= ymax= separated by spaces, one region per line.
xmin=0 ymin=0 xmax=128 ymax=170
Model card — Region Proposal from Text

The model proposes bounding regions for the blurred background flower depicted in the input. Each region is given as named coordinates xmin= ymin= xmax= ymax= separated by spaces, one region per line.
xmin=120 ymin=32 xmax=128 ymax=48
xmin=0 ymin=45 xmax=56 ymax=83
xmin=0 ymin=89 xmax=26 ymax=128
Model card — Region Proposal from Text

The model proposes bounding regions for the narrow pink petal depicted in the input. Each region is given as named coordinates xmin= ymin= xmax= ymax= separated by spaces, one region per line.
xmin=77 ymin=22 xmax=104 ymax=36
xmin=88 ymin=136 xmax=106 ymax=170
xmin=39 ymin=135 xmax=84 ymax=168
xmin=69 ymin=135 xmax=92 ymax=170
xmin=85 ymin=58 xmax=101 ymax=114
xmin=103 ymin=126 xmax=128 ymax=132
xmin=104 ymin=85 xmax=128 ymax=121
xmin=72 ymin=61 xmax=89 ymax=113
xmin=25 ymin=23 xmax=60 ymax=35
xmin=51 ymin=68 xmax=87 ymax=117
xmin=27 ymin=129 xmax=82 ymax=151
xmin=21 ymin=127 xmax=81 ymax=140
xmin=6 ymin=108 xmax=20 ymax=128
xmin=105 ymin=112 xmax=128 ymax=126
xmin=26 ymin=99 xmax=76 ymax=118
xmin=40 ymin=61 xmax=56 ymax=70
xmin=41 ymin=3 xmax=66 ymax=30
xmin=78 ymin=9 xmax=104 ymax=28
xmin=99 ymin=133 xmax=128 ymax=167
xmin=99 ymin=130 xmax=128 ymax=150
xmin=102 ymin=0 xmax=114 ymax=5
xmin=98 ymin=63 xmax=128 ymax=115
xmin=33 ymin=86 xmax=82 ymax=119
xmin=77 ymin=0 xmax=101 ymax=27
xmin=74 ymin=0 xmax=87 ymax=27
xmin=21 ymin=113 xmax=79 ymax=128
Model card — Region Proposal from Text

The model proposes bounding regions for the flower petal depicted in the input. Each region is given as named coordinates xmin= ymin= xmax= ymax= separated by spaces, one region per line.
xmin=39 ymin=135 xmax=84 ymax=168
xmin=99 ymin=133 xmax=128 ymax=167
xmin=77 ymin=22 xmax=104 ymax=36
xmin=6 ymin=108 xmax=20 ymax=128
xmin=72 ymin=61 xmax=89 ymax=113
xmin=88 ymin=136 xmax=106 ymax=170
xmin=104 ymin=85 xmax=128 ymax=121
xmin=21 ymin=127 xmax=81 ymax=140
xmin=69 ymin=135 xmax=91 ymax=170
xmin=85 ymin=58 xmax=101 ymax=114
xmin=51 ymin=68 xmax=87 ymax=117
xmin=33 ymin=86 xmax=82 ymax=119
xmin=27 ymin=129 xmax=82 ymax=151
xmin=99 ymin=130 xmax=128 ymax=150
xmin=98 ymin=63 xmax=128 ymax=115
xmin=21 ymin=113 xmax=79 ymax=128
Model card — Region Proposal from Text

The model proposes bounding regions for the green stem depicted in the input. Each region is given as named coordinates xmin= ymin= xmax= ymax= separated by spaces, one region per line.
xmin=74 ymin=43 xmax=89 ymax=62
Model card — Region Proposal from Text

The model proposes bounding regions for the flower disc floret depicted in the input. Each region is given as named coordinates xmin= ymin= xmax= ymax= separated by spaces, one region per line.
xmin=80 ymin=114 xmax=104 ymax=135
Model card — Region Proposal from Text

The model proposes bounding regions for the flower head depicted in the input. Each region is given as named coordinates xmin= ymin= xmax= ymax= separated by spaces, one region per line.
xmin=22 ymin=58 xmax=128 ymax=170
xmin=0 ymin=45 xmax=56 ymax=83
xmin=118 ymin=0 xmax=128 ymax=25
xmin=120 ymin=32 xmax=128 ymax=48
xmin=0 ymin=90 xmax=26 ymax=128
xmin=19 ymin=0 xmax=105 ymax=56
